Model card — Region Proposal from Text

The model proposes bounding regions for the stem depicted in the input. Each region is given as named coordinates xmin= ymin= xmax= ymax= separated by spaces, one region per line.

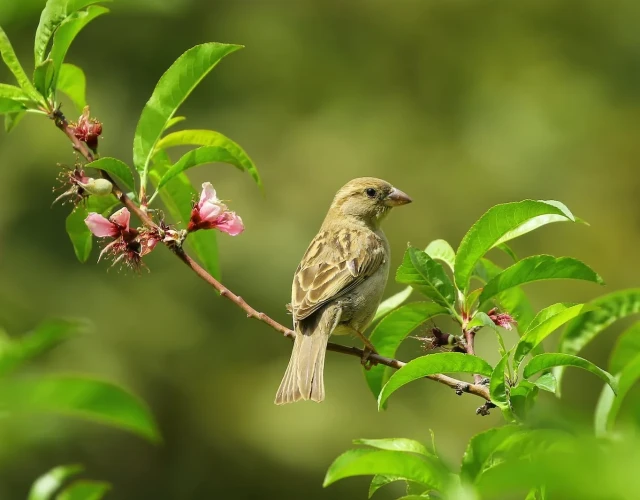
xmin=52 ymin=116 xmax=491 ymax=405
xmin=464 ymin=327 xmax=485 ymax=385
xmin=147 ymin=188 xmax=159 ymax=206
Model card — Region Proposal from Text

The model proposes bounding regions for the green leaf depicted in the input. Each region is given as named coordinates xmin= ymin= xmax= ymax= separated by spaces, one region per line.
xmin=4 ymin=111 xmax=25 ymax=132
xmin=57 ymin=480 xmax=111 ymax=500
xmin=459 ymin=425 xmax=523 ymax=482
xmin=65 ymin=195 xmax=119 ymax=263
xmin=0 ymin=26 xmax=43 ymax=104
xmin=396 ymin=247 xmax=456 ymax=311
xmin=610 ymin=322 xmax=640 ymax=374
xmin=454 ymin=200 xmax=577 ymax=292
xmin=496 ymin=242 xmax=518 ymax=262
xmin=155 ymin=129 xmax=261 ymax=188
xmin=34 ymin=0 xmax=68 ymax=65
xmin=476 ymin=428 xmax=568 ymax=475
xmin=33 ymin=59 xmax=55 ymax=98
xmin=0 ymin=97 xmax=27 ymax=114
xmin=163 ymin=115 xmax=186 ymax=131
xmin=49 ymin=6 xmax=109 ymax=91
xmin=0 ymin=83 xmax=30 ymax=101
xmin=424 ymin=239 xmax=455 ymax=272
xmin=595 ymin=353 xmax=640 ymax=436
xmin=533 ymin=372 xmax=557 ymax=393
xmin=28 ymin=464 xmax=84 ymax=500
xmin=513 ymin=304 xmax=593 ymax=367
xmin=489 ymin=354 xmax=510 ymax=411
xmin=366 ymin=302 xmax=447 ymax=401
xmin=150 ymin=154 xmax=220 ymax=279
xmin=133 ymin=43 xmax=242 ymax=182
xmin=0 ymin=319 xmax=86 ymax=377
xmin=33 ymin=0 xmax=106 ymax=65
xmin=523 ymin=353 xmax=617 ymax=394
xmin=464 ymin=288 xmax=483 ymax=314
xmin=86 ymin=158 xmax=136 ymax=193
xmin=509 ymin=381 xmax=539 ymax=420
xmin=372 ymin=287 xmax=413 ymax=323
xmin=324 ymin=449 xmax=449 ymax=490
xmin=0 ymin=375 xmax=160 ymax=442
xmin=378 ymin=353 xmax=493 ymax=409
xmin=474 ymin=258 xmax=536 ymax=332
xmin=57 ymin=63 xmax=86 ymax=111
xmin=467 ymin=312 xmax=497 ymax=331
xmin=368 ymin=475 xmax=404 ymax=498
xmin=67 ymin=0 xmax=111 ymax=13
xmin=66 ymin=205 xmax=92 ymax=262
xmin=479 ymin=255 xmax=603 ymax=304
xmin=354 ymin=438 xmax=433 ymax=457
xmin=556 ymin=288 xmax=640 ymax=392
xmin=156 ymin=146 xmax=238 ymax=190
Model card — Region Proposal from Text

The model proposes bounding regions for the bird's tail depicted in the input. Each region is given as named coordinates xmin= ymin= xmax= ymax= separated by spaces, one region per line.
xmin=274 ymin=328 xmax=329 ymax=404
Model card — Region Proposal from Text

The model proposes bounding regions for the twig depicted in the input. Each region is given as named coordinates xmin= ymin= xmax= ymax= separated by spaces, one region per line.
xmin=463 ymin=325 xmax=486 ymax=385
xmin=52 ymin=110 xmax=156 ymax=229
xmin=52 ymin=116 xmax=491 ymax=405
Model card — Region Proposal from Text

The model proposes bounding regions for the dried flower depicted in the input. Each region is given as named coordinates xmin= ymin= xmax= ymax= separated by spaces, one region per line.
xmin=138 ymin=230 xmax=160 ymax=257
xmin=69 ymin=106 xmax=103 ymax=152
xmin=53 ymin=165 xmax=113 ymax=206
xmin=487 ymin=308 xmax=517 ymax=331
xmin=187 ymin=182 xmax=244 ymax=235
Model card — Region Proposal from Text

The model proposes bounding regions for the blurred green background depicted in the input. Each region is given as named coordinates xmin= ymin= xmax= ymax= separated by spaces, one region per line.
xmin=1 ymin=0 xmax=640 ymax=498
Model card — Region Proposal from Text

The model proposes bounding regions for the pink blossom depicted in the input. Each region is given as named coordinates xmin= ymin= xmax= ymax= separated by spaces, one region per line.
xmin=109 ymin=208 xmax=130 ymax=231
xmin=85 ymin=213 xmax=120 ymax=237
xmin=85 ymin=208 xmax=130 ymax=238
xmin=84 ymin=208 xmax=153 ymax=269
xmin=187 ymin=182 xmax=244 ymax=236
xmin=214 ymin=212 xmax=244 ymax=236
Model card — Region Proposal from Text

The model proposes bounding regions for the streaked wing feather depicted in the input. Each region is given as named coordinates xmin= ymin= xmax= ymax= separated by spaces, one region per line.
xmin=292 ymin=229 xmax=385 ymax=320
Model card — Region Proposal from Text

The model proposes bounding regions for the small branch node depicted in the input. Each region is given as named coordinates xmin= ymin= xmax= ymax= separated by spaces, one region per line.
xmin=476 ymin=401 xmax=496 ymax=416
xmin=455 ymin=382 xmax=470 ymax=396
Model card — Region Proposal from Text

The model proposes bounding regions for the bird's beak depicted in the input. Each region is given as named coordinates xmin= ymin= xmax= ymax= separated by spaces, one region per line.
xmin=385 ymin=187 xmax=412 ymax=206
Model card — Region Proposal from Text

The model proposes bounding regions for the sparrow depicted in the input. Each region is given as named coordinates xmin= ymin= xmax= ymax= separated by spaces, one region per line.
xmin=275 ymin=177 xmax=412 ymax=404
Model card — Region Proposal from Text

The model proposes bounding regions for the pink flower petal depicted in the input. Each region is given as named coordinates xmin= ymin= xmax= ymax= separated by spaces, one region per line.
xmin=85 ymin=213 xmax=119 ymax=237
xmin=200 ymin=199 xmax=225 ymax=221
xmin=109 ymin=208 xmax=130 ymax=230
xmin=198 ymin=182 xmax=218 ymax=208
xmin=216 ymin=212 xmax=244 ymax=236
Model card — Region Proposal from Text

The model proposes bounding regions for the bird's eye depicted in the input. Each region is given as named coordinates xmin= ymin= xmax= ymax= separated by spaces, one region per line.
xmin=365 ymin=188 xmax=377 ymax=198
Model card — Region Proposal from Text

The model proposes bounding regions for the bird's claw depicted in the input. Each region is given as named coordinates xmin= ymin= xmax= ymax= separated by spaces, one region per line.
xmin=361 ymin=346 xmax=378 ymax=370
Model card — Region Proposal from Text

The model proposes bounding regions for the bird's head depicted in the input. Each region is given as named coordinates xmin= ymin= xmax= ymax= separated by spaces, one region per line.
xmin=328 ymin=177 xmax=412 ymax=228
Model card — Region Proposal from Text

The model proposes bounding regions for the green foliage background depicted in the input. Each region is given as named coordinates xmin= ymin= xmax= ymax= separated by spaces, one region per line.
xmin=1 ymin=0 xmax=640 ymax=498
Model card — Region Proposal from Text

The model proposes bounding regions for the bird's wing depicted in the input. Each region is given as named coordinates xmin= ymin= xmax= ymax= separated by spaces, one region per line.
xmin=291 ymin=228 xmax=386 ymax=321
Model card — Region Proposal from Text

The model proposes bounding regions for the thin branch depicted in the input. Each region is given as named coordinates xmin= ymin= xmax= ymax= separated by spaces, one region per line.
xmin=463 ymin=327 xmax=486 ymax=385
xmin=52 ymin=116 xmax=491 ymax=404
xmin=52 ymin=110 xmax=156 ymax=229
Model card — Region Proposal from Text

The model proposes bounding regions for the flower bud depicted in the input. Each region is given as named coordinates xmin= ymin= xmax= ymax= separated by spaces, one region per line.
xmin=79 ymin=178 xmax=113 ymax=197
xmin=69 ymin=106 xmax=103 ymax=153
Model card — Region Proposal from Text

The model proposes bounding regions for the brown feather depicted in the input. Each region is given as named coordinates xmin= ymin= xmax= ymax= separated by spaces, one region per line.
xmin=291 ymin=228 xmax=386 ymax=320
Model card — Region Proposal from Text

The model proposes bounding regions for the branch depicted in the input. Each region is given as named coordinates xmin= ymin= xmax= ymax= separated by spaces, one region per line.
xmin=463 ymin=326 xmax=486 ymax=385
xmin=52 ymin=115 xmax=491 ymax=404
xmin=52 ymin=110 xmax=156 ymax=229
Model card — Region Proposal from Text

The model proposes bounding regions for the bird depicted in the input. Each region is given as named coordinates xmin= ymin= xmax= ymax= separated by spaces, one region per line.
xmin=275 ymin=177 xmax=412 ymax=404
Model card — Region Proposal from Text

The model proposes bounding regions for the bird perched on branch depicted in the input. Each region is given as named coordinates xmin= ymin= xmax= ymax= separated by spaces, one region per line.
xmin=275 ymin=177 xmax=412 ymax=404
